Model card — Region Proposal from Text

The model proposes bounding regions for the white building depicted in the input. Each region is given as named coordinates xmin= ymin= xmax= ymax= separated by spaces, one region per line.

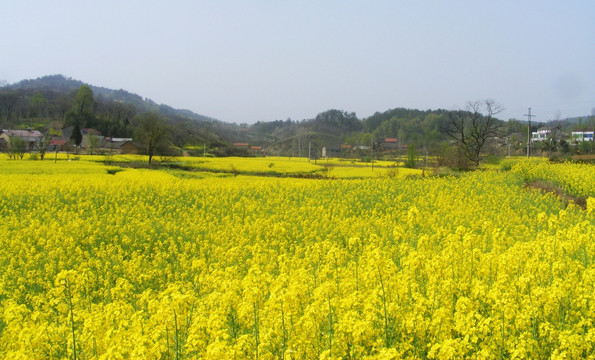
xmin=531 ymin=128 xmax=551 ymax=142
xmin=571 ymin=131 xmax=594 ymax=142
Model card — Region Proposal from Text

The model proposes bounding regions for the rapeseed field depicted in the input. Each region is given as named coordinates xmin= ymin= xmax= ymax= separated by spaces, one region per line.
xmin=0 ymin=157 xmax=593 ymax=359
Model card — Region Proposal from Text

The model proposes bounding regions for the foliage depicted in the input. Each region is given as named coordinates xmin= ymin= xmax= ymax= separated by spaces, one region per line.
xmin=445 ymin=100 xmax=504 ymax=167
xmin=405 ymin=144 xmax=417 ymax=168
xmin=35 ymin=134 xmax=52 ymax=160
xmin=70 ymin=122 xmax=82 ymax=148
xmin=7 ymin=136 xmax=26 ymax=160
xmin=2 ymin=75 xmax=593 ymax=161
xmin=132 ymin=112 xmax=170 ymax=164
xmin=0 ymin=159 xmax=593 ymax=359
xmin=507 ymin=158 xmax=595 ymax=198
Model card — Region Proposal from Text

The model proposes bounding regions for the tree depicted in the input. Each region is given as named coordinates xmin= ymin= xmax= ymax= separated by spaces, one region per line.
xmin=54 ymin=93 xmax=73 ymax=121
xmin=29 ymin=91 xmax=47 ymax=118
xmin=0 ymin=89 xmax=22 ymax=122
xmin=66 ymin=85 xmax=96 ymax=129
xmin=73 ymin=85 xmax=96 ymax=116
xmin=133 ymin=112 xmax=170 ymax=164
xmin=539 ymin=125 xmax=562 ymax=159
xmin=70 ymin=122 xmax=83 ymax=150
xmin=102 ymin=101 xmax=136 ymax=137
xmin=85 ymin=134 xmax=99 ymax=155
xmin=35 ymin=134 xmax=52 ymax=160
xmin=405 ymin=144 xmax=417 ymax=168
xmin=8 ymin=136 xmax=26 ymax=160
xmin=444 ymin=99 xmax=503 ymax=167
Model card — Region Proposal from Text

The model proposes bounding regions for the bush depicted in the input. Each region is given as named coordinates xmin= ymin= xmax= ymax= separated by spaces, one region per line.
xmin=435 ymin=144 xmax=472 ymax=170
xmin=404 ymin=144 xmax=417 ymax=168
xmin=483 ymin=154 xmax=502 ymax=165
xmin=385 ymin=167 xmax=399 ymax=178
xmin=106 ymin=168 xmax=123 ymax=175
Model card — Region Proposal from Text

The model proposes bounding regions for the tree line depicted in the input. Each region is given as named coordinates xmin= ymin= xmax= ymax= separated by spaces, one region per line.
xmin=1 ymin=76 xmax=593 ymax=167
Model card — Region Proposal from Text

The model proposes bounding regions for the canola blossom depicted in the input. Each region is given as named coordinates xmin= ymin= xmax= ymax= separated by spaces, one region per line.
xmin=4 ymin=153 xmax=419 ymax=179
xmin=0 ymin=159 xmax=593 ymax=359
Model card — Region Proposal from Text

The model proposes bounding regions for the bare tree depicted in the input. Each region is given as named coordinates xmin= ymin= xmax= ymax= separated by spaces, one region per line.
xmin=0 ymin=89 xmax=22 ymax=123
xmin=538 ymin=124 xmax=562 ymax=159
xmin=445 ymin=99 xmax=504 ymax=167
xmin=35 ymin=134 xmax=52 ymax=160
xmin=132 ymin=112 xmax=170 ymax=165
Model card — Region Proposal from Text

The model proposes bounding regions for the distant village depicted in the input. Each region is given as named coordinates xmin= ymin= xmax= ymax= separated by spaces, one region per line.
xmin=0 ymin=76 xmax=593 ymax=163
xmin=0 ymin=127 xmax=139 ymax=156
xmin=1 ymin=125 xmax=593 ymax=159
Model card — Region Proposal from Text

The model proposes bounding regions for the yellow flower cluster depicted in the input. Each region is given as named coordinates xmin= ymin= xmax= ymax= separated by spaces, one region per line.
xmin=506 ymin=158 xmax=595 ymax=197
xmin=0 ymin=160 xmax=593 ymax=359
xmin=31 ymin=154 xmax=422 ymax=179
xmin=167 ymin=156 xmax=423 ymax=179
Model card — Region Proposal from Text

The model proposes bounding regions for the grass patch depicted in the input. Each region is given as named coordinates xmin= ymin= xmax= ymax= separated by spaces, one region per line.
xmin=106 ymin=168 xmax=124 ymax=175
xmin=524 ymin=180 xmax=587 ymax=210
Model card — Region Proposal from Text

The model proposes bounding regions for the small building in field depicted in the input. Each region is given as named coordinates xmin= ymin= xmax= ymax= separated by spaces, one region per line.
xmin=531 ymin=128 xmax=551 ymax=142
xmin=0 ymin=129 xmax=44 ymax=151
xmin=104 ymin=137 xmax=134 ymax=150
xmin=248 ymin=145 xmax=264 ymax=156
xmin=48 ymin=139 xmax=70 ymax=152
xmin=80 ymin=128 xmax=103 ymax=149
xmin=233 ymin=142 xmax=249 ymax=147
xmin=571 ymin=130 xmax=594 ymax=142
xmin=383 ymin=138 xmax=399 ymax=150
xmin=120 ymin=141 xmax=142 ymax=154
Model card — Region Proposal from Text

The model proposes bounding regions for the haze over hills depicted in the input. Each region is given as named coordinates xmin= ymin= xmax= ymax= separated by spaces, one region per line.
xmin=10 ymin=74 xmax=216 ymax=123
xmin=1 ymin=75 xmax=593 ymax=158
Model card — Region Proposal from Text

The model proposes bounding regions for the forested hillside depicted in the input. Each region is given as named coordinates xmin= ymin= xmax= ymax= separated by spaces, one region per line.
xmin=1 ymin=75 xmax=593 ymax=162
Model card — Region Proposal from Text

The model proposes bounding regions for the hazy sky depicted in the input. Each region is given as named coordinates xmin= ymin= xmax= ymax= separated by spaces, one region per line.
xmin=1 ymin=1 xmax=594 ymax=124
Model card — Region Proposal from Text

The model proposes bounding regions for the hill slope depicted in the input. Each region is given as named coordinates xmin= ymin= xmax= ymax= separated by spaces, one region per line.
xmin=11 ymin=74 xmax=216 ymax=123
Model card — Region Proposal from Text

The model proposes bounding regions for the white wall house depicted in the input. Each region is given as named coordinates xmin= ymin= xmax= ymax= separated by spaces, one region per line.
xmin=571 ymin=131 xmax=594 ymax=142
xmin=531 ymin=128 xmax=551 ymax=142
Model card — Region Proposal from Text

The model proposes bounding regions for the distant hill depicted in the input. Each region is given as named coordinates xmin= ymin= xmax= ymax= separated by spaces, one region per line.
xmin=11 ymin=74 xmax=216 ymax=123
xmin=4 ymin=74 xmax=592 ymax=158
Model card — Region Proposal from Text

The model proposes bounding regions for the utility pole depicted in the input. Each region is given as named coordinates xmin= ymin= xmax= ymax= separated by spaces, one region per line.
xmin=371 ymin=139 xmax=374 ymax=172
xmin=524 ymin=108 xmax=536 ymax=157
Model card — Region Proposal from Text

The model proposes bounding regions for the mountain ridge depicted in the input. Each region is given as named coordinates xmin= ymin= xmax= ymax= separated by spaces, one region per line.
xmin=2 ymin=74 xmax=593 ymax=158
xmin=10 ymin=74 xmax=217 ymax=123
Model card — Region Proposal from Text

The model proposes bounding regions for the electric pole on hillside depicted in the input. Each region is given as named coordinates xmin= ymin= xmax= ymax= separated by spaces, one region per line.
xmin=524 ymin=107 xmax=536 ymax=157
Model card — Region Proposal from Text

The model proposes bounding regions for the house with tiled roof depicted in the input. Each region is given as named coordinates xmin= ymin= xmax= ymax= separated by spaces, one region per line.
xmin=0 ymin=129 xmax=44 ymax=151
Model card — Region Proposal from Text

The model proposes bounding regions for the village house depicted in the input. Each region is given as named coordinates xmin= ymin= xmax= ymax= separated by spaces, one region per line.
xmin=48 ymin=139 xmax=70 ymax=152
xmin=0 ymin=129 xmax=44 ymax=151
xmin=103 ymin=137 xmax=134 ymax=150
xmin=79 ymin=128 xmax=104 ymax=149
xmin=531 ymin=128 xmax=551 ymax=142
xmin=571 ymin=130 xmax=594 ymax=142
xmin=383 ymin=138 xmax=399 ymax=151
xmin=119 ymin=141 xmax=142 ymax=154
